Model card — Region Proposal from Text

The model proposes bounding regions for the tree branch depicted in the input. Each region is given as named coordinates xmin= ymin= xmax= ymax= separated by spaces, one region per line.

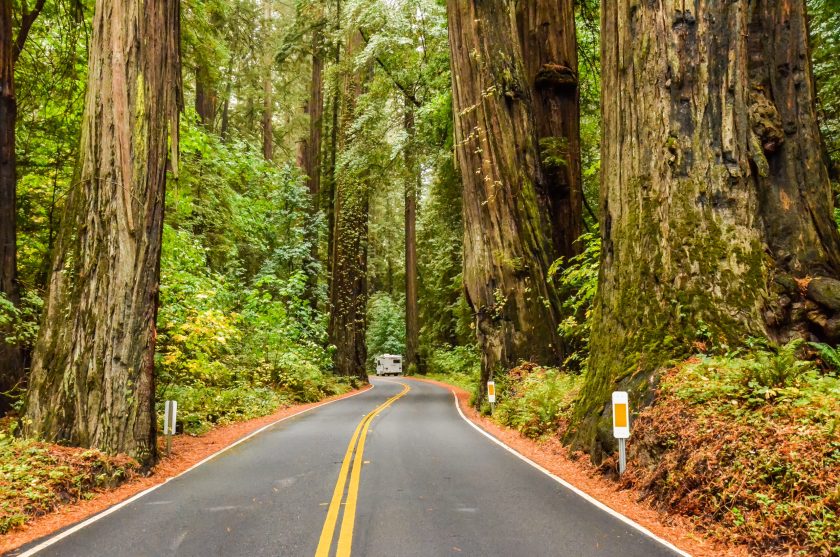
xmin=358 ymin=27 xmax=421 ymax=108
xmin=13 ymin=0 xmax=46 ymax=63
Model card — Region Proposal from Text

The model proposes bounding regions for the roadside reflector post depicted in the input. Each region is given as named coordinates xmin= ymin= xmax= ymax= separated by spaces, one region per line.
xmin=164 ymin=400 xmax=178 ymax=456
xmin=611 ymin=391 xmax=630 ymax=476
xmin=487 ymin=381 xmax=496 ymax=414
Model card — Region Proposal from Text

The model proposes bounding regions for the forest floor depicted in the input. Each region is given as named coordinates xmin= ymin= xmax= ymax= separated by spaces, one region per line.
xmin=0 ymin=385 xmax=371 ymax=554
xmin=406 ymin=376 xmax=754 ymax=557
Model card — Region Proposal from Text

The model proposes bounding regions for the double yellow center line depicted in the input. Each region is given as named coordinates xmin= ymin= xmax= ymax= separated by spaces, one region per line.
xmin=315 ymin=382 xmax=410 ymax=557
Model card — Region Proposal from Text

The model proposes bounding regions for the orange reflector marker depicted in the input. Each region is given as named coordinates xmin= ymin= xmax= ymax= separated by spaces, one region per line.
xmin=614 ymin=403 xmax=628 ymax=428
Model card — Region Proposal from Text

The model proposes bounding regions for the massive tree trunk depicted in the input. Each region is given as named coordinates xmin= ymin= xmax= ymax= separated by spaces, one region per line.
xmin=1 ymin=0 xmax=46 ymax=413
xmin=404 ymin=109 xmax=419 ymax=374
xmin=24 ymin=0 xmax=181 ymax=465
xmin=328 ymin=30 xmax=368 ymax=381
xmin=447 ymin=0 xmax=563 ymax=400
xmin=515 ymin=0 xmax=583 ymax=259
xmin=572 ymin=0 xmax=840 ymax=460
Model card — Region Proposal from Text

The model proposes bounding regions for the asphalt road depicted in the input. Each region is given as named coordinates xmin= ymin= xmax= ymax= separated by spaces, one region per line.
xmin=12 ymin=378 xmax=686 ymax=557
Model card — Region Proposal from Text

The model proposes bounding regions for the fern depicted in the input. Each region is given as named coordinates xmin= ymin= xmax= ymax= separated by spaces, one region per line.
xmin=809 ymin=342 xmax=840 ymax=374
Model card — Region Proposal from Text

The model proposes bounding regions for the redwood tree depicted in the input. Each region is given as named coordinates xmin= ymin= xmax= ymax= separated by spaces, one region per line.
xmin=302 ymin=13 xmax=325 ymax=306
xmin=0 ymin=0 xmax=45 ymax=412
xmin=404 ymin=108 xmax=419 ymax=374
xmin=573 ymin=0 xmax=840 ymax=459
xmin=25 ymin=0 xmax=181 ymax=464
xmin=447 ymin=0 xmax=563 ymax=397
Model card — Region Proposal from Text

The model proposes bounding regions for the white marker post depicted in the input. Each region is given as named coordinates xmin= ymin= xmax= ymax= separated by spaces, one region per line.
xmin=612 ymin=391 xmax=630 ymax=475
xmin=487 ymin=381 xmax=496 ymax=414
xmin=164 ymin=400 xmax=178 ymax=456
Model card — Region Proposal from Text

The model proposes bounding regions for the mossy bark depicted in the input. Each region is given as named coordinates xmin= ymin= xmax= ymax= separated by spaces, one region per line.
xmin=328 ymin=30 xmax=369 ymax=381
xmin=572 ymin=0 xmax=840 ymax=461
xmin=447 ymin=0 xmax=563 ymax=401
xmin=24 ymin=0 xmax=181 ymax=465
xmin=515 ymin=0 xmax=583 ymax=259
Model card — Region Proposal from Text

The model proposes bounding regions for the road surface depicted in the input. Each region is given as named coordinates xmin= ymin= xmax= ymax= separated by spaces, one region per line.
xmin=12 ymin=378 xmax=685 ymax=557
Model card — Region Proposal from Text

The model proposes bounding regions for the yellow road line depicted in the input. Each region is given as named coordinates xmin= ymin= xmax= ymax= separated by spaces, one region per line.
xmin=315 ymin=382 xmax=410 ymax=557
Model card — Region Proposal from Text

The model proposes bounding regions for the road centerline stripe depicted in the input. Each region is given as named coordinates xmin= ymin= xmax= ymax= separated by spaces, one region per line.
xmin=314 ymin=381 xmax=409 ymax=557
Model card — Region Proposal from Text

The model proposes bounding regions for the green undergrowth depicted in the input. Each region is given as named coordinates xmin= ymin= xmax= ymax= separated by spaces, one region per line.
xmin=493 ymin=363 xmax=584 ymax=439
xmin=422 ymin=345 xmax=480 ymax=391
xmin=626 ymin=343 xmax=840 ymax=556
xmin=0 ymin=425 xmax=137 ymax=534
xmin=159 ymin=378 xmax=352 ymax=436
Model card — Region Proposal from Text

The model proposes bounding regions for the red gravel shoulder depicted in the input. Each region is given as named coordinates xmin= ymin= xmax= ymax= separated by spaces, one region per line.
xmin=406 ymin=376 xmax=751 ymax=557
xmin=0 ymin=386 xmax=371 ymax=555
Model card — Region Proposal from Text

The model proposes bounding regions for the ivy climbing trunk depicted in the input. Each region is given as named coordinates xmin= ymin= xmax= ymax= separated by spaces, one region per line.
xmin=328 ymin=29 xmax=368 ymax=381
xmin=24 ymin=0 xmax=181 ymax=465
xmin=404 ymin=109 xmax=419 ymax=375
xmin=447 ymin=0 xmax=563 ymax=400
xmin=515 ymin=0 xmax=582 ymax=259
xmin=572 ymin=0 xmax=840 ymax=460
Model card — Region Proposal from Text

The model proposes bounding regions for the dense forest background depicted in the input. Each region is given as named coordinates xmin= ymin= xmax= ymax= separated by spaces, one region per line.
xmin=2 ymin=0 xmax=840 ymax=552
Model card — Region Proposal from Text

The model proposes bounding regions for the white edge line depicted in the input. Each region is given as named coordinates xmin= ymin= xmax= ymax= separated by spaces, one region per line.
xmin=15 ymin=385 xmax=375 ymax=557
xmin=449 ymin=390 xmax=692 ymax=557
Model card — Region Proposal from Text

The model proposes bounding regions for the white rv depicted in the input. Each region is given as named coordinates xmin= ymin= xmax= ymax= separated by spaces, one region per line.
xmin=375 ymin=354 xmax=403 ymax=376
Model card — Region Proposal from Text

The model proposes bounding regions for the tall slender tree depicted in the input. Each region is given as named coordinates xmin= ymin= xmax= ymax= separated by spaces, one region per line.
xmin=262 ymin=0 xmax=274 ymax=161
xmin=404 ymin=108 xmax=420 ymax=374
xmin=0 ymin=0 xmax=46 ymax=412
xmin=329 ymin=29 xmax=369 ymax=380
xmin=447 ymin=0 xmax=563 ymax=398
xmin=25 ymin=0 xmax=181 ymax=464
xmin=572 ymin=0 xmax=840 ymax=459
xmin=303 ymin=6 xmax=325 ymax=306
xmin=515 ymin=0 xmax=583 ymax=259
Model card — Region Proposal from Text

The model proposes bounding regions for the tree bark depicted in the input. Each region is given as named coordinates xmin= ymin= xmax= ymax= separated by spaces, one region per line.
xmin=515 ymin=0 xmax=583 ymax=259
xmin=404 ymin=109 xmax=420 ymax=374
xmin=328 ymin=30 xmax=369 ymax=381
xmin=24 ymin=0 xmax=181 ymax=465
xmin=572 ymin=0 xmax=840 ymax=460
xmin=447 ymin=0 xmax=563 ymax=400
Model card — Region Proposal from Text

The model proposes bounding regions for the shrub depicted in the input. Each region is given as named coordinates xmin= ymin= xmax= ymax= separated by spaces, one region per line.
xmin=424 ymin=345 xmax=480 ymax=391
xmin=626 ymin=348 xmax=840 ymax=555
xmin=495 ymin=364 xmax=583 ymax=439
xmin=549 ymin=231 xmax=600 ymax=372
